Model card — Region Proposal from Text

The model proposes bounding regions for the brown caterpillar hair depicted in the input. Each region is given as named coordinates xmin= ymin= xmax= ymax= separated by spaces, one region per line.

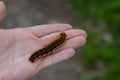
xmin=29 ymin=32 xmax=67 ymax=63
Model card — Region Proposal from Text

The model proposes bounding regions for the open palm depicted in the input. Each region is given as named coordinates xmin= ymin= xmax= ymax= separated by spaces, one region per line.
xmin=0 ymin=2 xmax=87 ymax=80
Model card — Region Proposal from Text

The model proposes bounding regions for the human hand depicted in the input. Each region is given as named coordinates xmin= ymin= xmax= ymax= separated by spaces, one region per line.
xmin=0 ymin=1 xmax=87 ymax=80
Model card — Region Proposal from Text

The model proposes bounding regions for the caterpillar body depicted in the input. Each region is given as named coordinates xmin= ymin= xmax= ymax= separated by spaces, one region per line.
xmin=29 ymin=32 xmax=67 ymax=63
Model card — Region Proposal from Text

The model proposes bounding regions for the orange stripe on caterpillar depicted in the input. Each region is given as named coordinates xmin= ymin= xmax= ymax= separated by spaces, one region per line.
xmin=29 ymin=32 xmax=67 ymax=63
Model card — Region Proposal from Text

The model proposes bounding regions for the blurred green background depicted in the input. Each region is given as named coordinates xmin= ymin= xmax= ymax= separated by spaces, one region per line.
xmin=70 ymin=0 xmax=120 ymax=80
xmin=1 ymin=0 xmax=120 ymax=80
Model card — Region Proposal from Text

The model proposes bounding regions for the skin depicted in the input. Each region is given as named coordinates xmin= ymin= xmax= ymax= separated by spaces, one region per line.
xmin=0 ymin=1 xmax=87 ymax=80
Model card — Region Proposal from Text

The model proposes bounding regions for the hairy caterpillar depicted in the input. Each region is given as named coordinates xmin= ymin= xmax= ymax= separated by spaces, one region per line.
xmin=29 ymin=32 xmax=67 ymax=63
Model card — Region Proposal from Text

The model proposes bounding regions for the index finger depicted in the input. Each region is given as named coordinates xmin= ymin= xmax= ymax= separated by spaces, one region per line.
xmin=28 ymin=24 xmax=72 ymax=38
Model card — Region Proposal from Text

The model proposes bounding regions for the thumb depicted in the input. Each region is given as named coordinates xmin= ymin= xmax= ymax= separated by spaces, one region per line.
xmin=0 ymin=1 xmax=6 ymax=22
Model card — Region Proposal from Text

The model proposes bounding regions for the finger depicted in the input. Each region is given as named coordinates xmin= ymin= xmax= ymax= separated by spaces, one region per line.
xmin=0 ymin=1 xmax=6 ymax=22
xmin=39 ymin=48 xmax=75 ymax=69
xmin=57 ymin=36 xmax=86 ymax=51
xmin=65 ymin=29 xmax=87 ymax=39
xmin=38 ymin=29 xmax=87 ymax=45
xmin=28 ymin=24 xmax=72 ymax=38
